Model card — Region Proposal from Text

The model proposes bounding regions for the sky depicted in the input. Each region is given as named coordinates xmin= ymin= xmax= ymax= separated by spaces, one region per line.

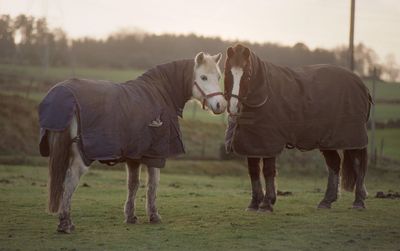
xmin=1 ymin=0 xmax=399 ymax=63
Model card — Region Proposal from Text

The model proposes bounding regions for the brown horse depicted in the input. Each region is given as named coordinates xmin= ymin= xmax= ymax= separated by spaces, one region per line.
xmin=224 ymin=44 xmax=371 ymax=212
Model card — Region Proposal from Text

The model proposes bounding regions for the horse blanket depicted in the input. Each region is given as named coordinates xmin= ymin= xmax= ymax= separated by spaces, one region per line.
xmin=39 ymin=60 xmax=194 ymax=167
xmin=226 ymin=52 xmax=372 ymax=157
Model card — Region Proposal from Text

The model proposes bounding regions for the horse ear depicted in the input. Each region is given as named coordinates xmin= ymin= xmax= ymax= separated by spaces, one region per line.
xmin=227 ymin=47 xmax=234 ymax=58
xmin=195 ymin=52 xmax=204 ymax=65
xmin=243 ymin=47 xmax=250 ymax=59
xmin=213 ymin=53 xmax=222 ymax=63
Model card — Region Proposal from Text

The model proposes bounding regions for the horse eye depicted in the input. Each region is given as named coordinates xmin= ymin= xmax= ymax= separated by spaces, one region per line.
xmin=200 ymin=75 xmax=208 ymax=81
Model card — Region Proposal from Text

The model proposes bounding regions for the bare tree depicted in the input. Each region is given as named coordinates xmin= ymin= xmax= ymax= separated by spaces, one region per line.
xmin=383 ymin=54 xmax=400 ymax=83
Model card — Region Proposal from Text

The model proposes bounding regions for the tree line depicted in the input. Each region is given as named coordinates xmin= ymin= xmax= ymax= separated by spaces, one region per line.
xmin=0 ymin=14 xmax=398 ymax=81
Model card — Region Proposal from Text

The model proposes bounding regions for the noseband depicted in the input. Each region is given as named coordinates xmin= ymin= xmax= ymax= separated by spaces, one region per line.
xmin=227 ymin=92 xmax=268 ymax=115
xmin=194 ymin=81 xmax=224 ymax=110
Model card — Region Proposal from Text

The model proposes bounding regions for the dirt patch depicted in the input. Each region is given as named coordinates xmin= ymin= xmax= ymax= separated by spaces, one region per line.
xmin=376 ymin=191 xmax=400 ymax=199
xmin=277 ymin=190 xmax=293 ymax=196
xmin=169 ymin=182 xmax=181 ymax=189
xmin=0 ymin=178 xmax=12 ymax=184
xmin=81 ymin=182 xmax=90 ymax=188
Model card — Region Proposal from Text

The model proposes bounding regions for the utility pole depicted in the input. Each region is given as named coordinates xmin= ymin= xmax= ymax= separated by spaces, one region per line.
xmin=370 ymin=67 xmax=377 ymax=164
xmin=42 ymin=0 xmax=49 ymax=76
xmin=349 ymin=0 xmax=355 ymax=71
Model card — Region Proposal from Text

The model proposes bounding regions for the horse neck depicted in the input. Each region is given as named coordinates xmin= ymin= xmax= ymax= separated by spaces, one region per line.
xmin=154 ymin=59 xmax=194 ymax=117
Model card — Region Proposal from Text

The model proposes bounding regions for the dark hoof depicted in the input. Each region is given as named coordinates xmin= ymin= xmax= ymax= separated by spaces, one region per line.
xmin=149 ymin=214 xmax=162 ymax=224
xmin=246 ymin=197 xmax=262 ymax=212
xmin=317 ymin=201 xmax=332 ymax=209
xmin=125 ymin=216 xmax=138 ymax=224
xmin=257 ymin=207 xmax=273 ymax=213
xmin=57 ymin=225 xmax=73 ymax=234
xmin=352 ymin=202 xmax=366 ymax=209
xmin=258 ymin=202 xmax=273 ymax=213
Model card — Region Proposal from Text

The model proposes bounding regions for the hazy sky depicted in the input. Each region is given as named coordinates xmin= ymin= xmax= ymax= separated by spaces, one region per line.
xmin=1 ymin=0 xmax=399 ymax=62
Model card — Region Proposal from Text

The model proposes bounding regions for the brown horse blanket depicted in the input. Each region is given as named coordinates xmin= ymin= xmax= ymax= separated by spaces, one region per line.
xmin=39 ymin=60 xmax=194 ymax=167
xmin=226 ymin=53 xmax=372 ymax=157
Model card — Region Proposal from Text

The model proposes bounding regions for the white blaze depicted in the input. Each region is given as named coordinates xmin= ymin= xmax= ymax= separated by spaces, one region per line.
xmin=229 ymin=66 xmax=243 ymax=114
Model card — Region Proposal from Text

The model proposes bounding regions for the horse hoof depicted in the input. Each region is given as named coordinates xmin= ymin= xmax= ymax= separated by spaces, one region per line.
xmin=257 ymin=207 xmax=273 ymax=213
xmin=245 ymin=207 xmax=259 ymax=212
xmin=57 ymin=220 xmax=74 ymax=234
xmin=352 ymin=203 xmax=366 ymax=210
xmin=317 ymin=202 xmax=331 ymax=209
xmin=258 ymin=201 xmax=273 ymax=213
xmin=57 ymin=226 xmax=72 ymax=234
xmin=149 ymin=214 xmax=162 ymax=224
xmin=125 ymin=216 xmax=138 ymax=224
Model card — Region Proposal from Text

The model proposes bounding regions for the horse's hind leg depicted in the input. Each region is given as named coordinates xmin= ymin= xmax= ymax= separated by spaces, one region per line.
xmin=146 ymin=167 xmax=161 ymax=223
xmin=124 ymin=160 xmax=141 ymax=224
xmin=58 ymin=142 xmax=89 ymax=233
xmin=57 ymin=114 xmax=89 ymax=233
xmin=259 ymin=157 xmax=276 ymax=213
xmin=246 ymin=157 xmax=264 ymax=211
xmin=318 ymin=150 xmax=341 ymax=209
xmin=352 ymin=148 xmax=368 ymax=209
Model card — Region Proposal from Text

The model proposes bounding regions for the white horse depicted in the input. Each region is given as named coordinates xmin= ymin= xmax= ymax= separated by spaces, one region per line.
xmin=42 ymin=52 xmax=226 ymax=233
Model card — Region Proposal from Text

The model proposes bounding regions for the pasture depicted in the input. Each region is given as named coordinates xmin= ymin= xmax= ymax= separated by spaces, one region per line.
xmin=0 ymin=63 xmax=400 ymax=250
xmin=0 ymin=163 xmax=399 ymax=250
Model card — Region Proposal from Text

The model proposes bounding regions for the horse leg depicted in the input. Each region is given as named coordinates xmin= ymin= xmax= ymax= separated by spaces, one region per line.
xmin=246 ymin=157 xmax=264 ymax=211
xmin=47 ymin=114 xmax=88 ymax=233
xmin=58 ymin=142 xmax=89 ymax=233
xmin=318 ymin=150 xmax=341 ymax=209
xmin=259 ymin=157 xmax=276 ymax=212
xmin=124 ymin=160 xmax=141 ymax=224
xmin=352 ymin=148 xmax=368 ymax=209
xmin=146 ymin=167 xmax=161 ymax=223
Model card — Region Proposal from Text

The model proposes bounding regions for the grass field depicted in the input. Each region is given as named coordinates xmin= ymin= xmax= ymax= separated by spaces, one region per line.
xmin=374 ymin=104 xmax=400 ymax=122
xmin=0 ymin=163 xmax=399 ymax=250
xmin=365 ymin=80 xmax=400 ymax=101
xmin=371 ymin=128 xmax=400 ymax=161
xmin=0 ymin=63 xmax=143 ymax=83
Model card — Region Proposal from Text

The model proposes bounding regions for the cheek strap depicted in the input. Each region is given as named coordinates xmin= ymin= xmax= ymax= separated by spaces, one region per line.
xmin=194 ymin=81 xmax=224 ymax=110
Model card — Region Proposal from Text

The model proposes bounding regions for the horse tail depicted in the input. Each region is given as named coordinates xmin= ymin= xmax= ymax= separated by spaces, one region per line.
xmin=341 ymin=148 xmax=368 ymax=192
xmin=47 ymin=128 xmax=71 ymax=213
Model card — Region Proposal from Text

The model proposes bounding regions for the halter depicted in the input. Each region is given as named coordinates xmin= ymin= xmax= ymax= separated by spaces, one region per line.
xmin=194 ymin=81 xmax=224 ymax=110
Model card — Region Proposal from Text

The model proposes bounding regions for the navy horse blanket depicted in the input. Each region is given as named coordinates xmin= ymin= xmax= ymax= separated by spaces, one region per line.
xmin=39 ymin=60 xmax=194 ymax=168
xmin=226 ymin=52 xmax=372 ymax=157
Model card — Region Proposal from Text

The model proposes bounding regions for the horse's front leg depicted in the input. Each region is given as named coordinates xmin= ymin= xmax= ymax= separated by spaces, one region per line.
xmin=318 ymin=150 xmax=341 ymax=209
xmin=124 ymin=160 xmax=141 ymax=224
xmin=146 ymin=167 xmax=161 ymax=223
xmin=246 ymin=157 xmax=264 ymax=211
xmin=259 ymin=157 xmax=276 ymax=212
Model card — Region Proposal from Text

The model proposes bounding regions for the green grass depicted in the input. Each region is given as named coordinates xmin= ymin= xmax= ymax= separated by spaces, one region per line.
xmin=0 ymin=63 xmax=143 ymax=83
xmin=370 ymin=128 xmax=400 ymax=161
xmin=365 ymin=80 xmax=400 ymax=101
xmin=0 ymin=164 xmax=400 ymax=250
xmin=374 ymin=103 xmax=400 ymax=122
